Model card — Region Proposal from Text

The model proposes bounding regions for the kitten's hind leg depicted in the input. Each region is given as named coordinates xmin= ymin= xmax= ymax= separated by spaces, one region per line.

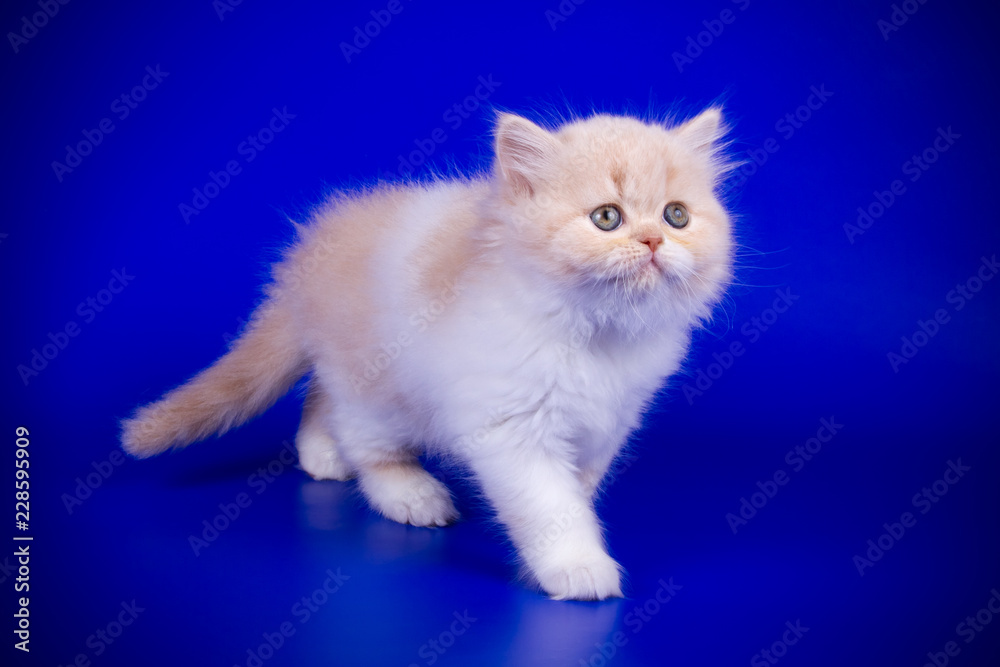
xmin=335 ymin=406 xmax=459 ymax=527
xmin=296 ymin=380 xmax=354 ymax=481
xmin=355 ymin=458 xmax=460 ymax=528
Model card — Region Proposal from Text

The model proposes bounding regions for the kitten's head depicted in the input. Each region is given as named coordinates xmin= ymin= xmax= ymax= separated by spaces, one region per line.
xmin=491 ymin=109 xmax=733 ymax=326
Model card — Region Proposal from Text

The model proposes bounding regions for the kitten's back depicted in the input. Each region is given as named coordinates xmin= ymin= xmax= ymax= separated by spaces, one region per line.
xmin=279 ymin=179 xmax=491 ymax=384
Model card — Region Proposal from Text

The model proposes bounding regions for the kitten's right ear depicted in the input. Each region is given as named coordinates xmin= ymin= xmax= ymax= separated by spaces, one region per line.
xmin=494 ymin=114 xmax=559 ymax=197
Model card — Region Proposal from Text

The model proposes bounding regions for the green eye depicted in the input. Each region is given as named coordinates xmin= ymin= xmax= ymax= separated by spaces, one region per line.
xmin=590 ymin=205 xmax=622 ymax=231
xmin=663 ymin=202 xmax=690 ymax=229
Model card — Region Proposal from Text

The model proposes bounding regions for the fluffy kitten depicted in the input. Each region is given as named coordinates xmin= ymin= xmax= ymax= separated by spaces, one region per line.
xmin=122 ymin=108 xmax=733 ymax=601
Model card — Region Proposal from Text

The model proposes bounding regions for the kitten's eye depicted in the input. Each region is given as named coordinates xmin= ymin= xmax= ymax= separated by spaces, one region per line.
xmin=590 ymin=205 xmax=622 ymax=231
xmin=663 ymin=202 xmax=690 ymax=229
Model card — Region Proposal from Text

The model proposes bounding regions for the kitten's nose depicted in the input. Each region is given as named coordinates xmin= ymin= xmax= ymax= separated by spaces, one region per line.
xmin=641 ymin=234 xmax=662 ymax=253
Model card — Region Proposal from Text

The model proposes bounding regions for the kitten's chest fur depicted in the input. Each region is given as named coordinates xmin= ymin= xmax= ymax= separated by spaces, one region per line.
xmin=390 ymin=271 xmax=685 ymax=463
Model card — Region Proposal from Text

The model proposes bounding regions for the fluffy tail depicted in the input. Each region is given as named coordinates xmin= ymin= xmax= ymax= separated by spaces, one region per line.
xmin=121 ymin=297 xmax=308 ymax=458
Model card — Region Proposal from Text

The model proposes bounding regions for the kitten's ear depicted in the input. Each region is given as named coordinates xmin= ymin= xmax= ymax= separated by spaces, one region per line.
xmin=674 ymin=107 xmax=732 ymax=184
xmin=674 ymin=107 xmax=725 ymax=153
xmin=494 ymin=114 xmax=559 ymax=197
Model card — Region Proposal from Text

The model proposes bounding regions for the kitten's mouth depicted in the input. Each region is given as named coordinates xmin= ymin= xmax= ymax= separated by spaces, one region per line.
xmin=599 ymin=254 xmax=670 ymax=291
xmin=643 ymin=253 xmax=668 ymax=278
xmin=619 ymin=256 xmax=667 ymax=291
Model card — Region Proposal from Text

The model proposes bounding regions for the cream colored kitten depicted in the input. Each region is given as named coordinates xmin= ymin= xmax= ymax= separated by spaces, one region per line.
xmin=122 ymin=109 xmax=733 ymax=601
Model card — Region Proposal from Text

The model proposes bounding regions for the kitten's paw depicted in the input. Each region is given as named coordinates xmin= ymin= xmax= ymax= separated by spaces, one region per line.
xmin=295 ymin=433 xmax=354 ymax=481
xmin=361 ymin=466 xmax=459 ymax=528
xmin=534 ymin=552 xmax=624 ymax=601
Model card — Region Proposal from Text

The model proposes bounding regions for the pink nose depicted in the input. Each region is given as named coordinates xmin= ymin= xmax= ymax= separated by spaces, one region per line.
xmin=642 ymin=235 xmax=662 ymax=253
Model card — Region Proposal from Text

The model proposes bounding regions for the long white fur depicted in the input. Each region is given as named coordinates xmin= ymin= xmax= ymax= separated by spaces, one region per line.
xmin=122 ymin=108 xmax=733 ymax=601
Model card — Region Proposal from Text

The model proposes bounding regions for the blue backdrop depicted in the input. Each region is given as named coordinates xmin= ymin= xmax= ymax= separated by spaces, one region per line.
xmin=4 ymin=1 xmax=999 ymax=665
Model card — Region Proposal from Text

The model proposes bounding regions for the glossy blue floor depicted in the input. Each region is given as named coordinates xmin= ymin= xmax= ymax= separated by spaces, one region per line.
xmin=4 ymin=1 xmax=1000 ymax=665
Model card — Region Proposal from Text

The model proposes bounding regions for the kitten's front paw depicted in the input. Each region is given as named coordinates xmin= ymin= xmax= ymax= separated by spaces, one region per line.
xmin=534 ymin=552 xmax=624 ymax=601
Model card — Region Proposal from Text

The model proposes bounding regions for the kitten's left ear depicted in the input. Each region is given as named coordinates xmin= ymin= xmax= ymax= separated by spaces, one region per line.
xmin=494 ymin=113 xmax=560 ymax=197
xmin=674 ymin=107 xmax=726 ymax=153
